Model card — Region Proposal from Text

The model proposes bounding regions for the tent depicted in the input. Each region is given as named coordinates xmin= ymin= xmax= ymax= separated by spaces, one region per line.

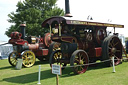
xmin=0 ymin=41 xmax=13 ymax=59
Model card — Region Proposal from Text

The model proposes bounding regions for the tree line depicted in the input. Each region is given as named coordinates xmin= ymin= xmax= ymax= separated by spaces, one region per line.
xmin=5 ymin=0 xmax=64 ymax=37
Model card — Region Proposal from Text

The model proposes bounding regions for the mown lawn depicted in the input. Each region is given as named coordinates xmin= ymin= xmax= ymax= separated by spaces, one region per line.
xmin=0 ymin=59 xmax=128 ymax=85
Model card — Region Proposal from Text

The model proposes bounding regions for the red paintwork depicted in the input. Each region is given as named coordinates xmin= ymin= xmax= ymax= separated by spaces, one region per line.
xmin=95 ymin=47 xmax=102 ymax=57
xmin=8 ymin=31 xmax=51 ymax=57
xmin=9 ymin=32 xmax=28 ymax=45
xmin=34 ymin=49 xmax=48 ymax=56
xmin=10 ymin=32 xmax=22 ymax=39
xmin=9 ymin=38 xmax=28 ymax=45
xmin=61 ymin=36 xmax=77 ymax=43
xmin=44 ymin=33 xmax=53 ymax=47
xmin=42 ymin=49 xmax=49 ymax=56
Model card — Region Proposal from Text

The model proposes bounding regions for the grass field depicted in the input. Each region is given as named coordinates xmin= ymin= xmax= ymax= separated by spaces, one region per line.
xmin=0 ymin=59 xmax=128 ymax=85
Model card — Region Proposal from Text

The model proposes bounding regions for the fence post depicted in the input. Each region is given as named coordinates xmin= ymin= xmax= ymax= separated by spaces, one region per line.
xmin=112 ymin=57 xmax=116 ymax=73
xmin=37 ymin=65 xmax=41 ymax=84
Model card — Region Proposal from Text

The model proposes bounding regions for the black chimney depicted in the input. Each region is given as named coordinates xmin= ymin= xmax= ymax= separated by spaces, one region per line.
xmin=65 ymin=0 xmax=72 ymax=17
xmin=20 ymin=24 xmax=26 ymax=40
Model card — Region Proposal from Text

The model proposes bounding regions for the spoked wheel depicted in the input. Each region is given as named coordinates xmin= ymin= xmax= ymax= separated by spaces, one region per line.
xmin=8 ymin=51 xmax=19 ymax=67
xmin=48 ymin=42 xmax=61 ymax=54
xmin=102 ymin=35 xmax=122 ymax=66
xmin=49 ymin=50 xmax=67 ymax=69
xmin=70 ymin=50 xmax=89 ymax=74
xmin=22 ymin=50 xmax=36 ymax=67
xmin=48 ymin=42 xmax=61 ymax=60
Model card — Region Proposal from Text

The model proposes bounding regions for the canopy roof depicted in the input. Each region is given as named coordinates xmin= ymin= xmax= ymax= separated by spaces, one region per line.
xmin=42 ymin=16 xmax=124 ymax=28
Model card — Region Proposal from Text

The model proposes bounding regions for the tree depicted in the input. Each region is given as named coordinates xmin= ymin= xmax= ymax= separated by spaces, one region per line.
xmin=5 ymin=0 xmax=64 ymax=37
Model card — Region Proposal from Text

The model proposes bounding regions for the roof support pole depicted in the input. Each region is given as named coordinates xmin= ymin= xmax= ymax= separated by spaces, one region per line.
xmin=59 ymin=24 xmax=61 ymax=36
xmin=114 ymin=27 xmax=115 ymax=33
xmin=49 ymin=25 xmax=52 ymax=37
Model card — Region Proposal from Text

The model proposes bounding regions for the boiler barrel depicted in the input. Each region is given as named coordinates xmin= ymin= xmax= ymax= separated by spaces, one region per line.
xmin=28 ymin=44 xmax=39 ymax=50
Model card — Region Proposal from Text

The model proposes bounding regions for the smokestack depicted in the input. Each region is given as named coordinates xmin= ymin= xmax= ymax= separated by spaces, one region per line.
xmin=65 ymin=0 xmax=72 ymax=17
xmin=20 ymin=24 xmax=26 ymax=40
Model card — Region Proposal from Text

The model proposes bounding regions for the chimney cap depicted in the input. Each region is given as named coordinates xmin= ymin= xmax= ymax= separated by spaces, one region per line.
xmin=20 ymin=24 xmax=26 ymax=27
xmin=64 ymin=13 xmax=72 ymax=17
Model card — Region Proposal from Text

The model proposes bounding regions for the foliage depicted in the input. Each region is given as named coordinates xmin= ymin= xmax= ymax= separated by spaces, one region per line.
xmin=5 ymin=0 xmax=64 ymax=37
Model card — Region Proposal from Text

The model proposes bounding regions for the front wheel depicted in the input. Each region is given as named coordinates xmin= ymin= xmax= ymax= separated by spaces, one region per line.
xmin=49 ymin=50 xmax=67 ymax=69
xmin=70 ymin=50 xmax=89 ymax=74
xmin=22 ymin=50 xmax=36 ymax=67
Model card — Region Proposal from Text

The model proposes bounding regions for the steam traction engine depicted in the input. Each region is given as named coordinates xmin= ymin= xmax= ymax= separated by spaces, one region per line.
xmin=8 ymin=24 xmax=53 ymax=67
xmin=42 ymin=16 xmax=124 ymax=74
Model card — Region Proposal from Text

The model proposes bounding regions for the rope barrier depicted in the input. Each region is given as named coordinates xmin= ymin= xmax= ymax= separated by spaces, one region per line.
xmin=37 ymin=57 xmax=128 ymax=84
xmin=38 ymin=57 xmax=128 ymax=69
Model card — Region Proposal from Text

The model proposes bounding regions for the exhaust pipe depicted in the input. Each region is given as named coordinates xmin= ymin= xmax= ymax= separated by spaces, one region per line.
xmin=65 ymin=0 xmax=72 ymax=17
xmin=20 ymin=24 xmax=26 ymax=40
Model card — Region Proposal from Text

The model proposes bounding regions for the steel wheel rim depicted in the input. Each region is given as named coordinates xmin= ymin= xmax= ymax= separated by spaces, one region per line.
xmin=71 ymin=50 xmax=89 ymax=74
xmin=22 ymin=51 xmax=36 ymax=67
xmin=52 ymin=42 xmax=61 ymax=51
xmin=102 ymin=35 xmax=122 ymax=65
xmin=107 ymin=36 xmax=122 ymax=65
xmin=8 ymin=52 xmax=18 ymax=66
xmin=49 ymin=50 xmax=66 ymax=69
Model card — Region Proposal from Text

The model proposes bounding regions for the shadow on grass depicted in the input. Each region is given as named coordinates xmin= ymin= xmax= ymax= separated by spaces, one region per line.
xmin=2 ymin=61 xmax=113 ymax=84
xmin=0 ymin=66 xmax=14 ymax=70
xmin=60 ymin=62 xmax=111 ymax=78
xmin=34 ymin=60 xmax=49 ymax=65
xmin=3 ymin=69 xmax=55 ymax=84
xmin=88 ymin=62 xmax=110 ymax=70
xmin=0 ymin=61 xmax=49 ymax=70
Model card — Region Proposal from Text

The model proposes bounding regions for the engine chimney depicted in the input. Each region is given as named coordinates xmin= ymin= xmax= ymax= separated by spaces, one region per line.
xmin=65 ymin=0 xmax=72 ymax=17
xmin=20 ymin=24 xmax=26 ymax=40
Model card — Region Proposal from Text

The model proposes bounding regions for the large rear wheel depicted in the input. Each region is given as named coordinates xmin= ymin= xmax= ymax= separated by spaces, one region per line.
xmin=102 ymin=35 xmax=122 ymax=66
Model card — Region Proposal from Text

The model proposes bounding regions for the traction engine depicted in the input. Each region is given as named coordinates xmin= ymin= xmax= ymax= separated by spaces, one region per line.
xmin=41 ymin=0 xmax=124 ymax=74
xmin=8 ymin=24 xmax=52 ymax=67
xmin=42 ymin=17 xmax=124 ymax=74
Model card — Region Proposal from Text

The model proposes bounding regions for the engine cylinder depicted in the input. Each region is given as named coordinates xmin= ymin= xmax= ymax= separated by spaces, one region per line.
xmin=61 ymin=42 xmax=77 ymax=53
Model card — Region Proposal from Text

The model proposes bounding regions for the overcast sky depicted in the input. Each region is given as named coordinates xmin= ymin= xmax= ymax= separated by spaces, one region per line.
xmin=0 ymin=0 xmax=127 ymax=41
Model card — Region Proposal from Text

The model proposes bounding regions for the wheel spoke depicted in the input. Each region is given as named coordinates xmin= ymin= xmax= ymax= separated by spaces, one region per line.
xmin=75 ymin=58 xmax=79 ymax=63
xmin=113 ymin=42 xmax=119 ymax=47
xmin=80 ymin=66 xmax=84 ymax=70
xmin=81 ymin=57 xmax=85 ymax=61
xmin=108 ymin=46 xmax=112 ymax=50
xmin=109 ymin=43 xmax=113 ymax=48
xmin=116 ymin=50 xmax=121 ymax=52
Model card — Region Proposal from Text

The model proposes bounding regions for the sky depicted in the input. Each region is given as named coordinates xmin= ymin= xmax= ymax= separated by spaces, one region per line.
xmin=0 ymin=0 xmax=128 ymax=42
